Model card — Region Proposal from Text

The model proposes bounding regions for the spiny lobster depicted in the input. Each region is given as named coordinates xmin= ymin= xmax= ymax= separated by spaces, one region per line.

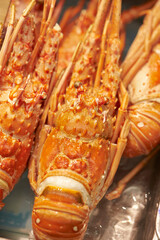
xmin=28 ymin=0 xmax=160 ymax=239
xmin=28 ymin=0 xmax=129 ymax=239
xmin=0 ymin=0 xmax=63 ymax=208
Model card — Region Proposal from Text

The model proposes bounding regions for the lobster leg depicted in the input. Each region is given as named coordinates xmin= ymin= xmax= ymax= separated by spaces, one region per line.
xmin=121 ymin=0 xmax=157 ymax=26
xmin=40 ymin=0 xmax=66 ymax=32
xmin=94 ymin=9 xmax=111 ymax=88
xmin=28 ymin=124 xmax=52 ymax=191
xmin=111 ymin=82 xmax=129 ymax=144
xmin=104 ymin=118 xmax=130 ymax=191
xmin=106 ymin=145 xmax=160 ymax=200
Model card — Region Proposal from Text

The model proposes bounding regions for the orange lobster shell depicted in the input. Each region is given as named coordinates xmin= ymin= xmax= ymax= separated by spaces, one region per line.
xmin=0 ymin=0 xmax=63 ymax=207
xmin=28 ymin=0 xmax=131 ymax=239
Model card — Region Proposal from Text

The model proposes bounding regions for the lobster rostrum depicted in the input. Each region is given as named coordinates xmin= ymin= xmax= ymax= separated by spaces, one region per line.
xmin=0 ymin=0 xmax=63 ymax=208
xmin=28 ymin=0 xmax=131 ymax=239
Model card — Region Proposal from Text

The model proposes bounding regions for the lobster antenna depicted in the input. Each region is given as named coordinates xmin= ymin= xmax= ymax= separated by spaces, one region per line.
xmin=103 ymin=0 xmax=122 ymax=97
xmin=93 ymin=0 xmax=111 ymax=34
xmin=40 ymin=0 xmax=48 ymax=33
xmin=2 ymin=0 xmax=36 ymax=71
xmin=68 ymin=0 xmax=111 ymax=89
xmin=94 ymin=9 xmax=112 ymax=87
xmin=48 ymin=41 xmax=82 ymax=118
xmin=0 ymin=4 xmax=15 ymax=73
xmin=121 ymin=0 xmax=160 ymax=87
xmin=50 ymin=0 xmax=66 ymax=28
xmin=27 ymin=0 xmax=56 ymax=73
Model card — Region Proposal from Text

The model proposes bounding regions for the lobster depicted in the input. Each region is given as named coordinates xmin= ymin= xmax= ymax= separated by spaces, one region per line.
xmin=0 ymin=0 xmax=63 ymax=208
xmin=121 ymin=0 xmax=160 ymax=158
xmin=57 ymin=0 xmax=157 ymax=78
xmin=28 ymin=0 xmax=160 ymax=239
xmin=106 ymin=0 xmax=160 ymax=200
xmin=28 ymin=0 xmax=131 ymax=239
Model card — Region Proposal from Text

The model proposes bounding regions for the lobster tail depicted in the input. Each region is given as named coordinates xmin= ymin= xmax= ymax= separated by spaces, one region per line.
xmin=32 ymin=194 xmax=89 ymax=240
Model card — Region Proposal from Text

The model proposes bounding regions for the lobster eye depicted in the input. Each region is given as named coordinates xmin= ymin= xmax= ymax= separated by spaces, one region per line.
xmin=74 ymin=81 xmax=82 ymax=88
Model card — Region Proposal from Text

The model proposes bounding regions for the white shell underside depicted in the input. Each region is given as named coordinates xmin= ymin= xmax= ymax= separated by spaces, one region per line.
xmin=36 ymin=176 xmax=91 ymax=206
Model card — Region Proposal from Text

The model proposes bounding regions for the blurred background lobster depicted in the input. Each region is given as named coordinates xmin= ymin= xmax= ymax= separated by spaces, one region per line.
xmin=106 ymin=0 xmax=160 ymax=199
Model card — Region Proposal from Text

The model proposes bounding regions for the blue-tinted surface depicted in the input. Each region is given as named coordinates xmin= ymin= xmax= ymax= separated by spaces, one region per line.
xmin=0 ymin=171 xmax=34 ymax=236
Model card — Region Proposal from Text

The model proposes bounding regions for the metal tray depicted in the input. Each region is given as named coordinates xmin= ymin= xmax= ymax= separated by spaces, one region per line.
xmin=0 ymin=0 xmax=160 ymax=239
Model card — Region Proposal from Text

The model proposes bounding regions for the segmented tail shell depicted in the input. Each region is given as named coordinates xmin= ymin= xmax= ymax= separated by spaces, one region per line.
xmin=124 ymin=101 xmax=160 ymax=157
xmin=32 ymin=195 xmax=89 ymax=240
